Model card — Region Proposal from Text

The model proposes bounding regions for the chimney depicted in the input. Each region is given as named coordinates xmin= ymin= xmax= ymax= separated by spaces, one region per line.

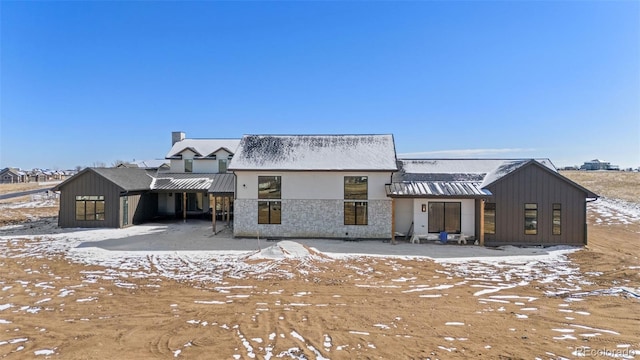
xmin=172 ymin=131 xmax=185 ymax=145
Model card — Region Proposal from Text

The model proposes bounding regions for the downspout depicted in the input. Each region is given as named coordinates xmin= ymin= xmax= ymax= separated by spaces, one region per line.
xmin=584 ymin=197 xmax=599 ymax=245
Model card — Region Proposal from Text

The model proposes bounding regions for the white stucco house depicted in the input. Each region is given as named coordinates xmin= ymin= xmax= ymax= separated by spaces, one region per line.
xmin=228 ymin=134 xmax=398 ymax=239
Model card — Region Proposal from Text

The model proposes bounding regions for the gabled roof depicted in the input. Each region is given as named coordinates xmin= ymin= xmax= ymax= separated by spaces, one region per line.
xmin=0 ymin=167 xmax=26 ymax=176
xmin=229 ymin=134 xmax=398 ymax=171
xmin=166 ymin=139 xmax=241 ymax=159
xmin=53 ymin=168 xmax=153 ymax=192
xmin=485 ymin=159 xmax=599 ymax=198
xmin=394 ymin=158 xmax=556 ymax=185
xmin=390 ymin=158 xmax=597 ymax=199
xmin=388 ymin=159 xmax=556 ymax=198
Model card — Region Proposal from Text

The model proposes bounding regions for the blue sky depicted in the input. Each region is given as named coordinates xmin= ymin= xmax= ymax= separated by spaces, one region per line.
xmin=1 ymin=1 xmax=638 ymax=170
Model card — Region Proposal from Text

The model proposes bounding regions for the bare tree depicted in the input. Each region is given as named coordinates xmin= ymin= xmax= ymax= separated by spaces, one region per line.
xmin=92 ymin=161 xmax=106 ymax=168
xmin=75 ymin=165 xmax=84 ymax=172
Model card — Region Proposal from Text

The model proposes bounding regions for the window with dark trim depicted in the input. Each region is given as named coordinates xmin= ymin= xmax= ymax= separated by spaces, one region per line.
xmin=258 ymin=176 xmax=281 ymax=224
xmin=552 ymin=203 xmax=561 ymax=235
xmin=185 ymin=159 xmax=193 ymax=173
xmin=75 ymin=195 xmax=105 ymax=221
xmin=344 ymin=177 xmax=368 ymax=225
xmin=344 ymin=176 xmax=367 ymax=200
xmin=525 ymin=203 xmax=538 ymax=235
xmin=258 ymin=176 xmax=281 ymax=199
xmin=344 ymin=201 xmax=368 ymax=225
xmin=428 ymin=202 xmax=461 ymax=234
xmin=484 ymin=202 xmax=496 ymax=235
xmin=218 ymin=159 xmax=228 ymax=173
xmin=258 ymin=201 xmax=281 ymax=224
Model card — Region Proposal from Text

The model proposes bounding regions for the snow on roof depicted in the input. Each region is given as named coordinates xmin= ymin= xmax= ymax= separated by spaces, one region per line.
xmin=229 ymin=134 xmax=398 ymax=171
xmin=166 ymin=139 xmax=241 ymax=159
xmin=395 ymin=159 xmax=557 ymax=189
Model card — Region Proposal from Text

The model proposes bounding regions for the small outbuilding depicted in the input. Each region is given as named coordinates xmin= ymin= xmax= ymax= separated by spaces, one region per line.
xmin=53 ymin=168 xmax=156 ymax=228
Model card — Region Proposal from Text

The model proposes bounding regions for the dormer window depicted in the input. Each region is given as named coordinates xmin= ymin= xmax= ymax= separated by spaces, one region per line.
xmin=219 ymin=159 xmax=228 ymax=173
xmin=185 ymin=159 xmax=193 ymax=173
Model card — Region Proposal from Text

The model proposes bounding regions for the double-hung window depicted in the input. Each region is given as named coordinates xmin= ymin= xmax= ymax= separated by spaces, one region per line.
xmin=344 ymin=176 xmax=367 ymax=225
xmin=75 ymin=196 xmax=105 ymax=221
xmin=258 ymin=176 xmax=281 ymax=224
xmin=184 ymin=159 xmax=193 ymax=173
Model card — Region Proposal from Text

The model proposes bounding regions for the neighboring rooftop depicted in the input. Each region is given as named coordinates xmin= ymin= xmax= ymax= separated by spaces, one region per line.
xmin=229 ymin=134 xmax=398 ymax=171
xmin=117 ymin=159 xmax=169 ymax=170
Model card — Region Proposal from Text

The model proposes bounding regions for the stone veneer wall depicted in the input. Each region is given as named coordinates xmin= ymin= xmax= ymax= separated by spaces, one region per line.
xmin=233 ymin=199 xmax=392 ymax=239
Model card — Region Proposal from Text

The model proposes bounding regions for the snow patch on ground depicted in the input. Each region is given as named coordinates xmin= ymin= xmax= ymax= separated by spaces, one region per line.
xmin=590 ymin=197 xmax=640 ymax=226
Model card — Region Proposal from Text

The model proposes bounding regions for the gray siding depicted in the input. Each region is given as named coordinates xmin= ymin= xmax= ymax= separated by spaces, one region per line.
xmin=485 ymin=163 xmax=587 ymax=246
xmin=58 ymin=171 xmax=123 ymax=228
xmin=119 ymin=193 xmax=158 ymax=227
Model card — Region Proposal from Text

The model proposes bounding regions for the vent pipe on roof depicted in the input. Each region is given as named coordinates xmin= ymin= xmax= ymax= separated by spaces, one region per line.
xmin=172 ymin=131 xmax=185 ymax=145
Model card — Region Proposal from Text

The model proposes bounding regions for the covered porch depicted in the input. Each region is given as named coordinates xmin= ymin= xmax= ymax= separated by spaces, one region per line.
xmin=151 ymin=173 xmax=233 ymax=226
xmin=385 ymin=180 xmax=492 ymax=246
xmin=208 ymin=173 xmax=235 ymax=234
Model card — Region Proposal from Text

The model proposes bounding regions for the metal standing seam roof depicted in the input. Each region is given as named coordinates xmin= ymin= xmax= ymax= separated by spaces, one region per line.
xmin=385 ymin=181 xmax=492 ymax=197
xmin=152 ymin=173 xmax=215 ymax=191
xmin=208 ymin=173 xmax=235 ymax=194
xmin=150 ymin=173 xmax=235 ymax=193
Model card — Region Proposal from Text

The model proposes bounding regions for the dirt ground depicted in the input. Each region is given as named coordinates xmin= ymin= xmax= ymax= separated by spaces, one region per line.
xmin=1 ymin=173 xmax=639 ymax=359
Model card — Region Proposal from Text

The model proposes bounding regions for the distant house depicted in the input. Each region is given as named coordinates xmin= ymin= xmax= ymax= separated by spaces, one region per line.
xmin=0 ymin=168 xmax=29 ymax=184
xmin=229 ymin=134 xmax=398 ymax=239
xmin=53 ymin=131 xmax=599 ymax=246
xmin=387 ymin=159 xmax=598 ymax=246
xmin=580 ymin=159 xmax=619 ymax=171
xmin=116 ymin=159 xmax=170 ymax=172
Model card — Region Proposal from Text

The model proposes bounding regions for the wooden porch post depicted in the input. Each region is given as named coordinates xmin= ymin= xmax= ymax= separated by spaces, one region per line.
xmin=225 ymin=196 xmax=230 ymax=225
xmin=183 ymin=192 xmax=187 ymax=222
xmin=479 ymin=199 xmax=485 ymax=246
xmin=391 ymin=198 xmax=396 ymax=245
xmin=211 ymin=195 xmax=217 ymax=233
